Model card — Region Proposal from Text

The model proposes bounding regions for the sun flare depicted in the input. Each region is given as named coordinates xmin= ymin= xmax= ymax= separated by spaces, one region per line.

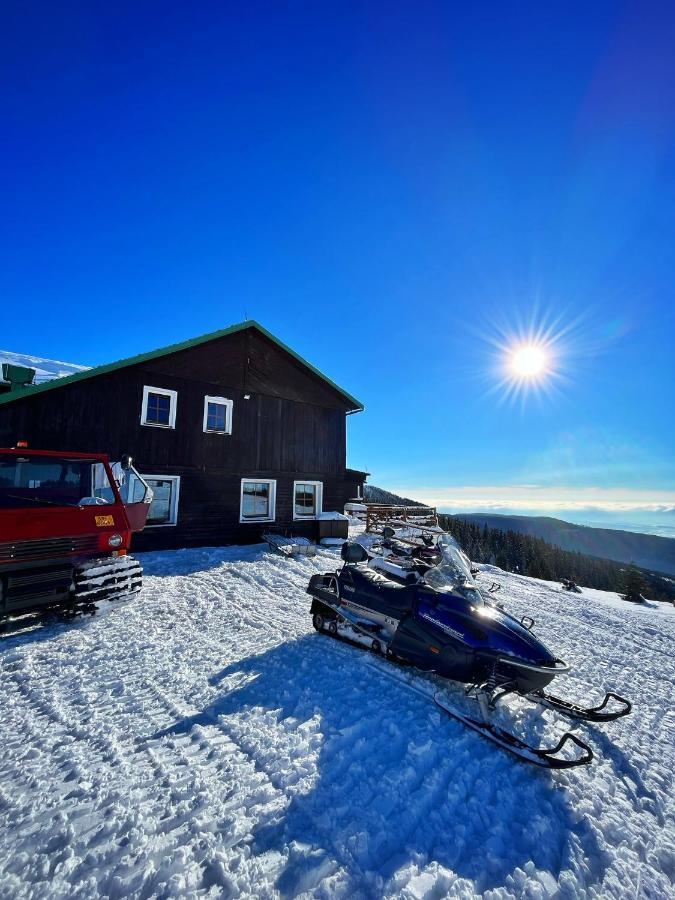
xmin=511 ymin=345 xmax=547 ymax=378
xmin=469 ymin=305 xmax=589 ymax=407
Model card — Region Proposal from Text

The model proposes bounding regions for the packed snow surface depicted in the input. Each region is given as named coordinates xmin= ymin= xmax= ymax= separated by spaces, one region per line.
xmin=0 ymin=544 xmax=673 ymax=898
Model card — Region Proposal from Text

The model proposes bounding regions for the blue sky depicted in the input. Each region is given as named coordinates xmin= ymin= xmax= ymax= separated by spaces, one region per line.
xmin=2 ymin=2 xmax=674 ymax=520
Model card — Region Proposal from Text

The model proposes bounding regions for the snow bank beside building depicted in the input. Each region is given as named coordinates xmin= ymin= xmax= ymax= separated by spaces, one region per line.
xmin=0 ymin=544 xmax=673 ymax=898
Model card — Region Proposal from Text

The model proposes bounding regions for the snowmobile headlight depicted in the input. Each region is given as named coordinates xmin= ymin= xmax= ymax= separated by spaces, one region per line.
xmin=108 ymin=533 xmax=123 ymax=548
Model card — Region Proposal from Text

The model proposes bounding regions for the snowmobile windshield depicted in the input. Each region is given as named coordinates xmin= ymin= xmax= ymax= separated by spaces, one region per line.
xmin=423 ymin=539 xmax=484 ymax=604
xmin=436 ymin=538 xmax=475 ymax=582
xmin=431 ymin=583 xmax=485 ymax=608
xmin=425 ymin=567 xmax=484 ymax=604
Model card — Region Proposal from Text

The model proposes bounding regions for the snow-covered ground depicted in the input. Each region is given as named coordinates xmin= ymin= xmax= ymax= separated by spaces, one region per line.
xmin=0 ymin=351 xmax=88 ymax=383
xmin=0 ymin=544 xmax=673 ymax=899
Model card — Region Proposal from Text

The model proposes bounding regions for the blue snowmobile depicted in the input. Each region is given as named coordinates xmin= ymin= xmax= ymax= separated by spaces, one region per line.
xmin=307 ymin=537 xmax=631 ymax=769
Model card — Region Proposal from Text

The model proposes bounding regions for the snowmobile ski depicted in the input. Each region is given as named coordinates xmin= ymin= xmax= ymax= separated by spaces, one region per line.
xmin=433 ymin=693 xmax=594 ymax=769
xmin=365 ymin=660 xmax=595 ymax=770
xmin=529 ymin=690 xmax=632 ymax=722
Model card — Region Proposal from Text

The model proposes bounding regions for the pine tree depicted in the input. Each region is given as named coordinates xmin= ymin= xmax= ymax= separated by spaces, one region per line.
xmin=622 ymin=564 xmax=647 ymax=603
xmin=435 ymin=514 xmax=673 ymax=602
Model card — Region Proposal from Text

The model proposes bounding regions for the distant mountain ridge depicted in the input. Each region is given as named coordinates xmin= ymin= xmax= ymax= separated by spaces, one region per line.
xmin=363 ymin=485 xmax=424 ymax=506
xmin=453 ymin=512 xmax=675 ymax=577
xmin=364 ymin=485 xmax=675 ymax=578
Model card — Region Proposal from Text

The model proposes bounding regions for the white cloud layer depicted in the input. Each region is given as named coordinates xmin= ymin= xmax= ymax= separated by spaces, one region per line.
xmin=391 ymin=484 xmax=675 ymax=513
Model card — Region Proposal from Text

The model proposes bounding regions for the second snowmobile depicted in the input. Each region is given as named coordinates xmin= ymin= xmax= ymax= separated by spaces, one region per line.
xmin=561 ymin=578 xmax=582 ymax=593
xmin=307 ymin=537 xmax=631 ymax=768
xmin=372 ymin=525 xmax=444 ymax=567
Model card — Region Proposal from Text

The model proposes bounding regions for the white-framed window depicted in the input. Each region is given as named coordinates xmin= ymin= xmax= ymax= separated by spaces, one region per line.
xmin=203 ymin=395 xmax=233 ymax=434
xmin=141 ymin=386 xmax=177 ymax=429
xmin=240 ymin=478 xmax=276 ymax=523
xmin=141 ymin=475 xmax=181 ymax=526
xmin=293 ymin=480 xmax=323 ymax=519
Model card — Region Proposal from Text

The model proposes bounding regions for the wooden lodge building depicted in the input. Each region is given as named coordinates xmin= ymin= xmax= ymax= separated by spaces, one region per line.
xmin=0 ymin=321 xmax=367 ymax=551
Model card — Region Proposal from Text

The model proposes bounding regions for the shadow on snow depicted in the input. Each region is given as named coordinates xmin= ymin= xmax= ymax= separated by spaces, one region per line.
xmin=146 ymin=633 xmax=608 ymax=896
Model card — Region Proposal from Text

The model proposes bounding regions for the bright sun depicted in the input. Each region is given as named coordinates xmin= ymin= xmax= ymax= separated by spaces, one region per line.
xmin=511 ymin=345 xmax=547 ymax=378
xmin=477 ymin=310 xmax=573 ymax=405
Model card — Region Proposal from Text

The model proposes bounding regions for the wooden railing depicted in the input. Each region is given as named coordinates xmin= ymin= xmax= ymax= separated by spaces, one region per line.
xmin=364 ymin=504 xmax=438 ymax=533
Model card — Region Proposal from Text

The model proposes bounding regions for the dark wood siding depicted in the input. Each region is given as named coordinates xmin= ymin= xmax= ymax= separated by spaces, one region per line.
xmin=0 ymin=326 xmax=364 ymax=549
xmin=131 ymin=471 xmax=362 ymax=551
xmin=0 ymin=367 xmax=347 ymax=473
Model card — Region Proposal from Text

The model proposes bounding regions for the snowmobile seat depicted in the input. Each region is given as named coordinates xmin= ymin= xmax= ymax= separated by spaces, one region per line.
xmin=341 ymin=542 xmax=369 ymax=564
xmin=339 ymin=566 xmax=417 ymax=618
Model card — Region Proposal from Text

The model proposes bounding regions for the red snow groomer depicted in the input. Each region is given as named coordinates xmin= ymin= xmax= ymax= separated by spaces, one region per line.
xmin=0 ymin=446 xmax=153 ymax=626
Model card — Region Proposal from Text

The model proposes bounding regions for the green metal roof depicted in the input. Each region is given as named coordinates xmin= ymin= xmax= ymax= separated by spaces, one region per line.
xmin=0 ymin=320 xmax=364 ymax=412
